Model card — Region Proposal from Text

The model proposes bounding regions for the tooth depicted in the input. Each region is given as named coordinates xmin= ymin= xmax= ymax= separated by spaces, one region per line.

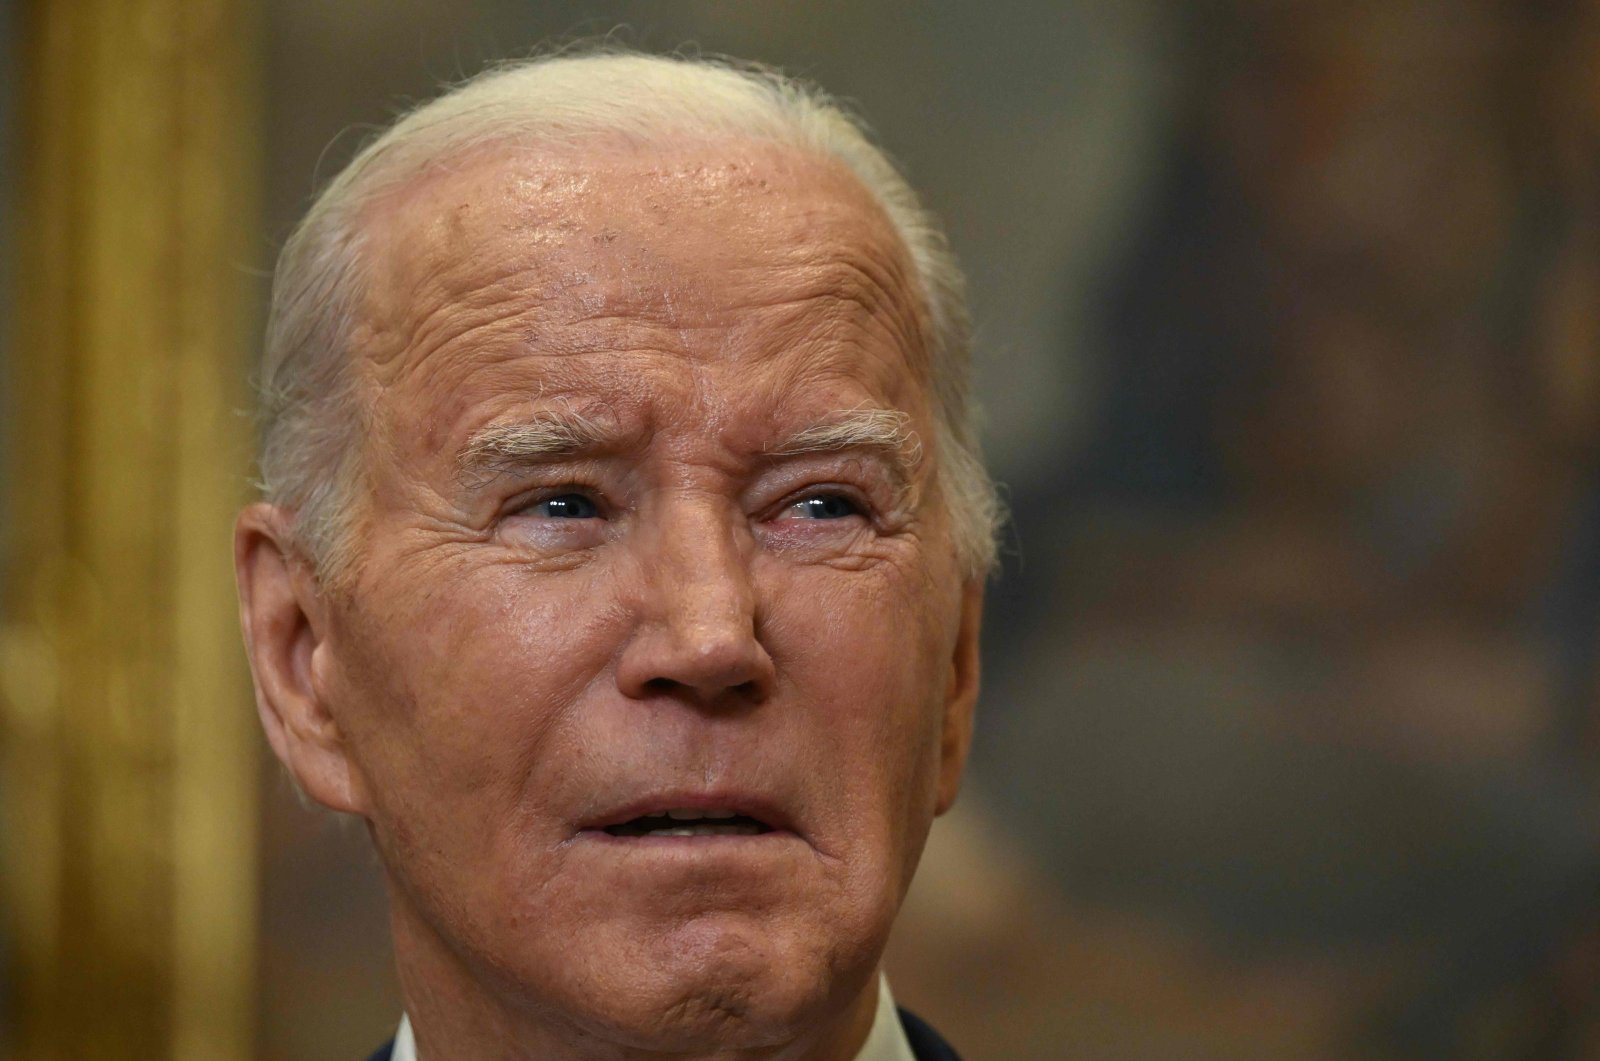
xmin=639 ymin=823 xmax=767 ymax=838
xmin=704 ymin=809 xmax=736 ymax=819
xmin=667 ymin=808 xmax=705 ymax=821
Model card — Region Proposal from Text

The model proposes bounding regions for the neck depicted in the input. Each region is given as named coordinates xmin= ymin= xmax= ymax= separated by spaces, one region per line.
xmin=388 ymin=892 xmax=883 ymax=1061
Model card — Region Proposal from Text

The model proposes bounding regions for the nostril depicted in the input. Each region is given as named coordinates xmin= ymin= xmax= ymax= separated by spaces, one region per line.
xmin=637 ymin=674 xmax=768 ymax=703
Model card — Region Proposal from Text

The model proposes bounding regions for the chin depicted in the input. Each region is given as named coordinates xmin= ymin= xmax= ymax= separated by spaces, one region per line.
xmin=554 ymin=914 xmax=877 ymax=1053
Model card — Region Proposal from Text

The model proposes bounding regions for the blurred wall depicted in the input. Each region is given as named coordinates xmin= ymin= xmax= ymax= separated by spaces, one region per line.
xmin=2 ymin=2 xmax=260 ymax=1057
xmin=0 ymin=0 xmax=15 ymax=596
xmin=0 ymin=0 xmax=17 ymax=1044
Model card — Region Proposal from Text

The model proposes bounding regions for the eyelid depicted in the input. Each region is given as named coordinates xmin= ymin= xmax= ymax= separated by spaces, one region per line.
xmin=758 ymin=448 xmax=900 ymax=494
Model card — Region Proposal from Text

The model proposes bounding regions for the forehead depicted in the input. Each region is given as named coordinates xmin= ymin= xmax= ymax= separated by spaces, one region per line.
xmin=351 ymin=138 xmax=931 ymax=442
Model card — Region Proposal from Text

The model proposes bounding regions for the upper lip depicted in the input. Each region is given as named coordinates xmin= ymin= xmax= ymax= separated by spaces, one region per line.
xmin=582 ymin=789 xmax=796 ymax=835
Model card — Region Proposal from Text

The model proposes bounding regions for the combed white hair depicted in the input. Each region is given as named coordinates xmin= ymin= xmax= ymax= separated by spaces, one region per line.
xmin=259 ymin=48 xmax=1001 ymax=580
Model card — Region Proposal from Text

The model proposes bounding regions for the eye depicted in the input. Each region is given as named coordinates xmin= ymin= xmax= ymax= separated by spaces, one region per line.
xmin=788 ymin=493 xmax=862 ymax=520
xmin=530 ymin=493 xmax=600 ymax=519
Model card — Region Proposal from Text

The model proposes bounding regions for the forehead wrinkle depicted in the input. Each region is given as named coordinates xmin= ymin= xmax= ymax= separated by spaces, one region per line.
xmin=352 ymin=138 xmax=939 ymax=489
xmin=355 ymin=166 xmax=634 ymax=381
xmin=361 ymin=327 xmax=549 ymax=459
xmin=736 ymin=314 xmax=927 ymax=451
xmin=827 ymin=252 xmax=927 ymax=376
xmin=719 ymin=251 xmax=929 ymax=400
xmin=360 ymin=136 xmax=929 ymax=360
xmin=737 ymin=180 xmax=931 ymax=356
xmin=360 ymin=259 xmax=579 ymax=380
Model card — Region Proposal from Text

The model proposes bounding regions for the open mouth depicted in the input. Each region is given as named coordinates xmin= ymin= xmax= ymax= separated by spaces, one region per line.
xmin=602 ymin=808 xmax=776 ymax=838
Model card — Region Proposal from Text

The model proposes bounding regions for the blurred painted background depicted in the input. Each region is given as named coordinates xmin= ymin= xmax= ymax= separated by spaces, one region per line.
xmin=3 ymin=1 xmax=1599 ymax=1058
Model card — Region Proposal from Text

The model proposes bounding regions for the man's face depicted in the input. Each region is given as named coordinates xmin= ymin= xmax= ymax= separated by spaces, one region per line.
xmin=271 ymin=141 xmax=979 ymax=1050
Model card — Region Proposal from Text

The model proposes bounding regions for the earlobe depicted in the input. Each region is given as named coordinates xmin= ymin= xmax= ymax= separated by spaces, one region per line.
xmin=934 ymin=580 xmax=983 ymax=816
xmin=234 ymin=503 xmax=368 ymax=816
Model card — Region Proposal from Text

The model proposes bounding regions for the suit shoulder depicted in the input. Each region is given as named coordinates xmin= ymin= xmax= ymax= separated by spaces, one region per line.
xmin=898 ymin=1007 xmax=964 ymax=1061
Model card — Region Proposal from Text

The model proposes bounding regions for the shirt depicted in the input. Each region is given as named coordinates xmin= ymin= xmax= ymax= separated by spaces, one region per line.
xmin=390 ymin=974 xmax=916 ymax=1061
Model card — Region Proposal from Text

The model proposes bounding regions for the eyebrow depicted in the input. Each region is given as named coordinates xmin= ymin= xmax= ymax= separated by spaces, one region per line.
xmin=456 ymin=407 xmax=618 ymax=484
xmin=455 ymin=404 xmax=923 ymax=488
xmin=766 ymin=406 xmax=923 ymax=486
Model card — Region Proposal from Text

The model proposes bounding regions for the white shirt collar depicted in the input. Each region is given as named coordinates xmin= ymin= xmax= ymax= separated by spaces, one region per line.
xmin=390 ymin=974 xmax=916 ymax=1061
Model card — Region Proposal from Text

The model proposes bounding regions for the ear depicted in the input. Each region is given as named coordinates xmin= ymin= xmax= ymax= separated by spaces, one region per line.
xmin=234 ymin=502 xmax=369 ymax=816
xmin=935 ymin=579 xmax=983 ymax=815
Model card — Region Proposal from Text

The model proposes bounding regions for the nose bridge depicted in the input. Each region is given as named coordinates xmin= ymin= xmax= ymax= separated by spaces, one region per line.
xmin=616 ymin=490 xmax=772 ymax=702
xmin=653 ymin=496 xmax=754 ymax=634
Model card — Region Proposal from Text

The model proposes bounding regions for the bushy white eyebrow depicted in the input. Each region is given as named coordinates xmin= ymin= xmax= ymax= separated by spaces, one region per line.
xmin=767 ymin=407 xmax=921 ymax=465
xmin=456 ymin=404 xmax=923 ymax=490
xmin=766 ymin=407 xmax=924 ymax=504
xmin=456 ymin=408 xmax=614 ymax=483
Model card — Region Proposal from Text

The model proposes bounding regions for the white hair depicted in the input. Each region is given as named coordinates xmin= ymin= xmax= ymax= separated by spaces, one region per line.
xmin=258 ymin=48 xmax=1001 ymax=581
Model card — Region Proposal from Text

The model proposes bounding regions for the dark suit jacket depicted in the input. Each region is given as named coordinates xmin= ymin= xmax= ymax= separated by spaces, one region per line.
xmin=364 ymin=1007 xmax=962 ymax=1060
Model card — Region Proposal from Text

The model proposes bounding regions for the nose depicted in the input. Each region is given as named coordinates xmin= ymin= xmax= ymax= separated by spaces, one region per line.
xmin=614 ymin=503 xmax=775 ymax=706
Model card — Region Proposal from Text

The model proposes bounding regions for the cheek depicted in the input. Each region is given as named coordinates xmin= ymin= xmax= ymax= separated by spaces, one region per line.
xmin=332 ymin=560 xmax=627 ymax=842
xmin=759 ymin=562 xmax=953 ymax=834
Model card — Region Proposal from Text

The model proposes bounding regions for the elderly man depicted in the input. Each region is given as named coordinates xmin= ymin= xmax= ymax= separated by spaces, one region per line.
xmin=235 ymin=49 xmax=998 ymax=1061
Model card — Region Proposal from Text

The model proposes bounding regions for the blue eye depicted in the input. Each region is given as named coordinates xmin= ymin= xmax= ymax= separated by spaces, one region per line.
xmin=791 ymin=494 xmax=860 ymax=520
xmin=534 ymin=493 xmax=599 ymax=519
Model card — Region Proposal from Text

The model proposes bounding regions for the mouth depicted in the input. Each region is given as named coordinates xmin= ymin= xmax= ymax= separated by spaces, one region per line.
xmin=602 ymin=808 xmax=777 ymax=838
xmin=581 ymin=795 xmax=793 ymax=842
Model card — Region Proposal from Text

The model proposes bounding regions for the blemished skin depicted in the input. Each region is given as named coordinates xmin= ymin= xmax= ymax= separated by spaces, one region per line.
xmin=235 ymin=138 xmax=983 ymax=1061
